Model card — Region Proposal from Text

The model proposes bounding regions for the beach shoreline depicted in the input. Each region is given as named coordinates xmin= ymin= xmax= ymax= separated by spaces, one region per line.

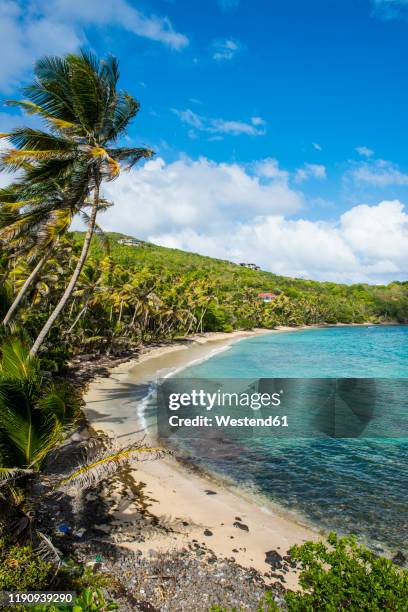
xmin=81 ymin=322 xmax=402 ymax=588
xmin=82 ymin=327 xmax=322 ymax=588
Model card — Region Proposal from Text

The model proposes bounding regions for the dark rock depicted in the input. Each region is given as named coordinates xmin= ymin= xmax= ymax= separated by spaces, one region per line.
xmin=205 ymin=490 xmax=217 ymax=495
xmin=235 ymin=516 xmax=242 ymax=521
xmin=265 ymin=550 xmax=283 ymax=569
xmin=392 ymin=551 xmax=406 ymax=566
xmin=232 ymin=549 xmax=239 ymax=553
xmin=233 ymin=521 xmax=249 ymax=532
xmin=204 ymin=529 xmax=213 ymax=536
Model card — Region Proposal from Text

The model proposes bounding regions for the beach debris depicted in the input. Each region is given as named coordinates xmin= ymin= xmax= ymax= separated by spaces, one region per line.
xmin=235 ymin=516 xmax=242 ymax=521
xmin=205 ymin=489 xmax=217 ymax=495
xmin=204 ymin=529 xmax=213 ymax=536
xmin=57 ymin=523 xmax=71 ymax=534
xmin=233 ymin=521 xmax=249 ymax=532
xmin=265 ymin=550 xmax=283 ymax=569
xmin=392 ymin=551 xmax=406 ymax=566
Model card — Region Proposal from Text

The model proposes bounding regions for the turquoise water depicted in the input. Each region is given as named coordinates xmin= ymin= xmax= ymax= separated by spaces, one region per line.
xmin=173 ymin=326 xmax=408 ymax=555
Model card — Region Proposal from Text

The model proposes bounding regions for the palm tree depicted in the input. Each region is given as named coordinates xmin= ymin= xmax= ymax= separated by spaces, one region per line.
xmin=0 ymin=339 xmax=81 ymax=472
xmin=1 ymin=197 xmax=72 ymax=327
xmin=0 ymin=337 xmax=164 ymax=548
xmin=0 ymin=51 xmax=153 ymax=355
xmin=0 ymin=181 xmax=112 ymax=327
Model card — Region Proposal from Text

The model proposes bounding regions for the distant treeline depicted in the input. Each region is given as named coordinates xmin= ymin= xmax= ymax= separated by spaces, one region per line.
xmin=1 ymin=230 xmax=406 ymax=370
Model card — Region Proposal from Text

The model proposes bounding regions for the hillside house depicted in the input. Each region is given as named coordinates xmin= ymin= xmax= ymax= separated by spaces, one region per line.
xmin=258 ymin=292 xmax=277 ymax=303
xmin=239 ymin=262 xmax=260 ymax=270
xmin=117 ymin=238 xmax=143 ymax=247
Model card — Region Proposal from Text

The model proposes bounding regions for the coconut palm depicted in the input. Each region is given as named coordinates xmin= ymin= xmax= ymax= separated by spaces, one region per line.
xmin=0 ymin=339 xmax=80 ymax=473
xmin=0 ymin=51 xmax=153 ymax=355
xmin=0 ymin=337 xmax=164 ymax=549
xmin=0 ymin=182 xmax=112 ymax=327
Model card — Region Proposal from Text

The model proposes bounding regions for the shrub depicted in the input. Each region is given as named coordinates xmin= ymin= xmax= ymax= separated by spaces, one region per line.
xmin=285 ymin=533 xmax=408 ymax=611
xmin=0 ymin=537 xmax=52 ymax=591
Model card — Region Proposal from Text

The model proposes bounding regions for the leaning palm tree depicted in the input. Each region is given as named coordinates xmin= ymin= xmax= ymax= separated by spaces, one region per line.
xmin=0 ymin=180 xmax=112 ymax=327
xmin=0 ymin=51 xmax=154 ymax=355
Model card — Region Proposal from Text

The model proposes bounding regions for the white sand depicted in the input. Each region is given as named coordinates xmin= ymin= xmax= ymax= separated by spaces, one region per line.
xmin=83 ymin=329 xmax=320 ymax=588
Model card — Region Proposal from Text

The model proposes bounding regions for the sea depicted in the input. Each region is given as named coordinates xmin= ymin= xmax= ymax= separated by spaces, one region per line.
xmin=159 ymin=325 xmax=408 ymax=556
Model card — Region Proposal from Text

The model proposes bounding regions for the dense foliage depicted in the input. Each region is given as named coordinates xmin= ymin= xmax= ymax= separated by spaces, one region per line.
xmin=210 ymin=534 xmax=408 ymax=611
xmin=86 ymin=232 xmax=408 ymax=325
xmin=1 ymin=231 xmax=407 ymax=371
xmin=284 ymin=533 xmax=408 ymax=610
xmin=0 ymin=49 xmax=407 ymax=609
xmin=0 ymin=536 xmax=52 ymax=591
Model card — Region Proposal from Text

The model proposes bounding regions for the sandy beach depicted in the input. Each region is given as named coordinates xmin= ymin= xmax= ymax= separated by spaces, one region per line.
xmin=83 ymin=328 xmax=320 ymax=589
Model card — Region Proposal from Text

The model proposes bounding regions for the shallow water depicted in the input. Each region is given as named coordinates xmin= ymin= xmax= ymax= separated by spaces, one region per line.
xmin=169 ymin=326 xmax=408 ymax=555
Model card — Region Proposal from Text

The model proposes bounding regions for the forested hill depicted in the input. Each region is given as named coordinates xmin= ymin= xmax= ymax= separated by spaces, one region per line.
xmin=76 ymin=231 xmax=408 ymax=326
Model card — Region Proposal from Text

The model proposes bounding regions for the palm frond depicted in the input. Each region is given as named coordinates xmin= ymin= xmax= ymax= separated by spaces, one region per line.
xmin=0 ymin=467 xmax=34 ymax=482
xmin=34 ymin=532 xmax=61 ymax=579
xmin=0 ymin=338 xmax=37 ymax=380
xmin=104 ymin=92 xmax=140 ymax=141
xmin=55 ymin=442 xmax=166 ymax=490
xmin=5 ymin=100 xmax=75 ymax=131
xmin=107 ymin=146 xmax=154 ymax=169
xmin=2 ymin=127 xmax=73 ymax=152
xmin=24 ymin=55 xmax=75 ymax=122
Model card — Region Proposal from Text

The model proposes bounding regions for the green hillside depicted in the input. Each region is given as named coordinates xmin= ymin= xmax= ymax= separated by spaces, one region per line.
xmin=76 ymin=231 xmax=408 ymax=325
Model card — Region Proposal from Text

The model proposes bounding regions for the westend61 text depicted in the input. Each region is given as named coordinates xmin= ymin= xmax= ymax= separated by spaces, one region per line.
xmin=168 ymin=415 xmax=288 ymax=427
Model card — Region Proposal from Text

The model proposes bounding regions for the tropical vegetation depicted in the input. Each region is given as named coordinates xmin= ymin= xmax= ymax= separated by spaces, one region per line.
xmin=210 ymin=534 xmax=408 ymax=611
xmin=0 ymin=49 xmax=407 ymax=608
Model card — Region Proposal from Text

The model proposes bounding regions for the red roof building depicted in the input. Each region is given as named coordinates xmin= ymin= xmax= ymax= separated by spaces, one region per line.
xmin=257 ymin=292 xmax=277 ymax=303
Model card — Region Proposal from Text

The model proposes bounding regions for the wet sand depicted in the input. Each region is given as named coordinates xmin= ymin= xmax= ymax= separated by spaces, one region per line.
xmin=83 ymin=329 xmax=319 ymax=588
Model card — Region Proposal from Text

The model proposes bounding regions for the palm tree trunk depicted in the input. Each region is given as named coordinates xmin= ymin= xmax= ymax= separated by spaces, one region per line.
xmin=118 ymin=299 xmax=124 ymax=323
xmin=30 ymin=175 xmax=101 ymax=356
xmin=67 ymin=300 xmax=89 ymax=333
xmin=3 ymin=251 xmax=49 ymax=327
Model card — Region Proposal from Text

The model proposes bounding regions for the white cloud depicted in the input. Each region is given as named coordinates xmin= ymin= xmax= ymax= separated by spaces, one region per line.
xmin=312 ymin=142 xmax=322 ymax=151
xmin=147 ymin=201 xmax=408 ymax=284
xmin=86 ymin=155 xmax=408 ymax=284
xmin=251 ymin=116 xmax=266 ymax=126
xmin=47 ymin=0 xmax=188 ymax=48
xmin=371 ymin=0 xmax=408 ymax=20
xmin=356 ymin=146 xmax=374 ymax=158
xmin=0 ymin=0 xmax=188 ymax=90
xmin=340 ymin=200 xmax=408 ymax=262
xmin=295 ymin=163 xmax=327 ymax=183
xmin=212 ymin=38 xmax=241 ymax=61
xmin=172 ymin=109 xmax=266 ymax=137
xmin=98 ymin=156 xmax=302 ymax=237
xmin=253 ymin=158 xmax=289 ymax=181
xmin=218 ymin=0 xmax=240 ymax=11
xmin=347 ymin=159 xmax=408 ymax=186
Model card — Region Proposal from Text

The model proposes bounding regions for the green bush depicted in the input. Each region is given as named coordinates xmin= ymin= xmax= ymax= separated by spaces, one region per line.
xmin=285 ymin=533 xmax=408 ymax=611
xmin=209 ymin=535 xmax=408 ymax=611
xmin=0 ymin=537 xmax=52 ymax=591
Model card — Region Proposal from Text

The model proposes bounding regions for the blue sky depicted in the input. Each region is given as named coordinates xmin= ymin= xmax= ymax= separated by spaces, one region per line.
xmin=1 ymin=0 xmax=408 ymax=283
